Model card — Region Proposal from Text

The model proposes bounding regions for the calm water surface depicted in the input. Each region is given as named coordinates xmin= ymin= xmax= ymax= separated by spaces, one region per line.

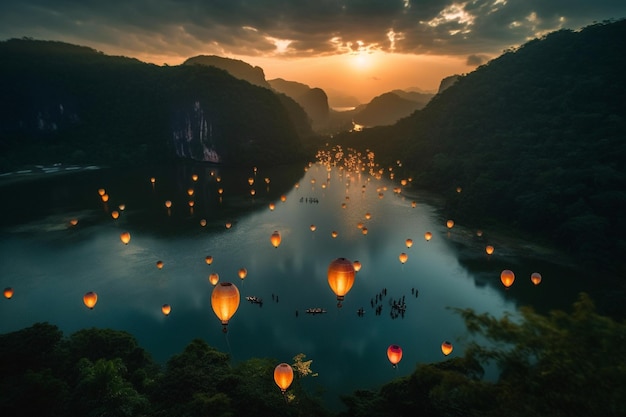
xmin=0 ymin=157 xmax=591 ymax=409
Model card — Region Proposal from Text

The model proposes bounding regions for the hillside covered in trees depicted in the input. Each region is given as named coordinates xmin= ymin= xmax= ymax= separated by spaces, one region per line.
xmin=0 ymin=39 xmax=314 ymax=171
xmin=336 ymin=19 xmax=626 ymax=274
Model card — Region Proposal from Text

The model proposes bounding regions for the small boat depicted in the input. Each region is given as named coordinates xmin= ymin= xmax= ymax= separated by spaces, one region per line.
xmin=245 ymin=296 xmax=263 ymax=304
xmin=305 ymin=307 xmax=327 ymax=315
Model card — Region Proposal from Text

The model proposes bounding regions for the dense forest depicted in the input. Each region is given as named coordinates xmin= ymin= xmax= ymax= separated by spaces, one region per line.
xmin=2 ymin=293 xmax=624 ymax=417
xmin=0 ymin=39 xmax=315 ymax=171
xmin=335 ymin=19 xmax=626 ymax=275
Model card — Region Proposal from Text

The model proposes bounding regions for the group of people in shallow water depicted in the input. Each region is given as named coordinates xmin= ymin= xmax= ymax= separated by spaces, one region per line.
xmin=299 ymin=197 xmax=319 ymax=203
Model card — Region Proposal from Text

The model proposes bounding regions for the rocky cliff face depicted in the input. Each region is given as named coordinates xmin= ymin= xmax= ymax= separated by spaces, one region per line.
xmin=183 ymin=55 xmax=270 ymax=88
xmin=269 ymin=79 xmax=329 ymax=131
xmin=171 ymin=101 xmax=221 ymax=163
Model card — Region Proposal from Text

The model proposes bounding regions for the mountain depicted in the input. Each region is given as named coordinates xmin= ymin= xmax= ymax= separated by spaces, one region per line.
xmin=0 ymin=40 xmax=309 ymax=170
xmin=335 ymin=19 xmax=626 ymax=273
xmin=390 ymin=89 xmax=435 ymax=108
xmin=183 ymin=55 xmax=270 ymax=88
xmin=268 ymin=78 xmax=329 ymax=130
xmin=352 ymin=92 xmax=423 ymax=127
xmin=437 ymin=75 xmax=460 ymax=93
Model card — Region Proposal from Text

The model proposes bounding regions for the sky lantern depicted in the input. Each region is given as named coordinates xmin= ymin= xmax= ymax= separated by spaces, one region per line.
xmin=161 ymin=304 xmax=171 ymax=316
xmin=441 ymin=341 xmax=453 ymax=356
xmin=97 ymin=188 xmax=106 ymax=196
xmin=156 ymin=260 xmax=164 ymax=269
xmin=269 ymin=202 xmax=275 ymax=211
xmin=83 ymin=291 xmax=98 ymax=309
xmin=69 ymin=218 xmax=79 ymax=227
xmin=362 ymin=227 xmax=368 ymax=235
xmin=387 ymin=344 xmax=403 ymax=367
xmin=248 ymin=177 xmax=254 ymax=186
xmin=531 ymin=272 xmax=542 ymax=285
xmin=365 ymin=212 xmax=371 ymax=220
xmin=446 ymin=219 xmax=455 ymax=229
xmin=3 ymin=287 xmax=14 ymax=299
xmin=485 ymin=245 xmax=495 ymax=255
xmin=327 ymin=257 xmax=356 ymax=307
xmin=476 ymin=230 xmax=483 ymax=237
xmin=411 ymin=201 xmax=417 ymax=208
xmin=209 ymin=273 xmax=219 ymax=286
xmin=118 ymin=204 xmax=125 ymax=211
xmin=205 ymin=255 xmax=214 ymax=265
xmin=424 ymin=232 xmax=433 ymax=241
xmin=265 ymin=177 xmax=271 ymax=184
xmin=500 ymin=269 xmax=515 ymax=288
xmin=271 ymin=231 xmax=281 ymax=248
xmin=331 ymin=230 xmax=338 ymax=238
xmin=111 ymin=210 xmax=119 ymax=219
xmin=456 ymin=186 xmax=462 ymax=193
xmin=150 ymin=177 xmax=156 ymax=184
xmin=216 ymin=176 xmax=222 ymax=182
xmin=274 ymin=363 xmax=294 ymax=393
xmin=405 ymin=238 xmax=413 ymax=248
xmin=225 ymin=221 xmax=232 ymax=229
xmin=218 ymin=188 xmax=224 ymax=195
xmin=357 ymin=222 xmax=364 ymax=229
xmin=187 ymin=188 xmax=194 ymax=196
xmin=165 ymin=200 xmax=172 ymax=208
xmin=101 ymin=194 xmax=109 ymax=203
xmin=399 ymin=252 xmax=408 ymax=264
xmin=250 ymin=189 xmax=256 ymax=196
xmin=238 ymin=268 xmax=247 ymax=280
xmin=120 ymin=232 xmax=131 ymax=245
xmin=310 ymin=224 xmax=317 ymax=232
xmin=192 ymin=173 xmax=199 ymax=181
xmin=200 ymin=219 xmax=207 ymax=226
xmin=353 ymin=260 xmax=362 ymax=272
xmin=211 ymin=282 xmax=240 ymax=332
xmin=280 ymin=195 xmax=287 ymax=202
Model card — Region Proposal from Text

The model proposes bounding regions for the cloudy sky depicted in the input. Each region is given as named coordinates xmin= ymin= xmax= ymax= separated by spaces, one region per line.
xmin=1 ymin=0 xmax=624 ymax=103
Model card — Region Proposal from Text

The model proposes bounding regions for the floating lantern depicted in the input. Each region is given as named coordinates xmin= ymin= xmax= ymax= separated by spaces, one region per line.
xmin=156 ymin=260 xmax=164 ymax=269
xmin=331 ymin=231 xmax=338 ymax=238
xmin=441 ymin=341 xmax=453 ymax=356
xmin=211 ymin=282 xmax=240 ymax=332
xmin=500 ymin=269 xmax=515 ymax=288
xmin=531 ymin=272 xmax=542 ymax=285
xmin=485 ymin=245 xmax=495 ymax=255
xmin=424 ymin=231 xmax=433 ymax=241
xmin=270 ymin=231 xmax=281 ymax=248
xmin=161 ymin=304 xmax=171 ymax=316
xmin=274 ymin=363 xmax=294 ymax=393
xmin=83 ymin=292 xmax=98 ymax=309
xmin=327 ymin=257 xmax=355 ymax=307
xmin=399 ymin=252 xmax=408 ymax=264
xmin=238 ymin=268 xmax=247 ymax=280
xmin=310 ymin=224 xmax=316 ymax=232
xmin=205 ymin=256 xmax=214 ymax=265
xmin=111 ymin=211 xmax=119 ymax=219
xmin=164 ymin=200 xmax=172 ymax=208
xmin=405 ymin=238 xmax=413 ymax=248
xmin=269 ymin=202 xmax=275 ymax=211
xmin=446 ymin=219 xmax=454 ymax=229
xmin=387 ymin=345 xmax=403 ymax=367
xmin=209 ymin=273 xmax=219 ymax=286
xmin=3 ymin=287 xmax=14 ymax=299
xmin=120 ymin=232 xmax=131 ymax=245
xmin=353 ymin=260 xmax=362 ymax=272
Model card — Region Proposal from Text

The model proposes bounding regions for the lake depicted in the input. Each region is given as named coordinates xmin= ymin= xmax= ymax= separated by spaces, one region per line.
xmin=0 ymin=149 xmax=592 ymax=410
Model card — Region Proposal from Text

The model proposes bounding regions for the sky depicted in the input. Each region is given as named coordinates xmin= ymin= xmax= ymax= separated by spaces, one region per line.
xmin=1 ymin=0 xmax=625 ymax=104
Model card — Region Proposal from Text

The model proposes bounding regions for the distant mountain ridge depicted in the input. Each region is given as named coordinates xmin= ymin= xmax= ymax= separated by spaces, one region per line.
xmin=184 ymin=55 xmax=271 ymax=88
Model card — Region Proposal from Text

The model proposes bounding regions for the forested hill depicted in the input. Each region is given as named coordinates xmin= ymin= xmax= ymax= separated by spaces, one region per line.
xmin=337 ymin=19 xmax=626 ymax=273
xmin=0 ymin=39 xmax=309 ymax=170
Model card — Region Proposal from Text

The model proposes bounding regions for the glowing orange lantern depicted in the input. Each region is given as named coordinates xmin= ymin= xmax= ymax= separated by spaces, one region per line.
xmin=274 ymin=363 xmax=294 ymax=393
xmin=485 ymin=245 xmax=495 ymax=255
xmin=500 ymin=269 xmax=515 ymax=288
xmin=387 ymin=345 xmax=403 ymax=367
xmin=399 ymin=252 xmax=408 ymax=264
xmin=362 ymin=227 xmax=368 ymax=235
xmin=365 ymin=213 xmax=371 ymax=220
xmin=424 ymin=231 xmax=433 ymax=241
xmin=531 ymin=272 xmax=542 ymax=285
xmin=192 ymin=174 xmax=198 ymax=181
xmin=83 ymin=291 xmax=98 ymax=309
xmin=211 ymin=282 xmax=240 ymax=332
xmin=248 ymin=177 xmax=254 ymax=186
xmin=238 ymin=268 xmax=247 ymax=280
xmin=164 ymin=200 xmax=172 ymax=208
xmin=270 ymin=231 xmax=281 ymax=248
xmin=441 ymin=341 xmax=453 ymax=356
xmin=187 ymin=188 xmax=194 ymax=196
xmin=225 ymin=222 xmax=232 ymax=229
xmin=120 ymin=232 xmax=131 ymax=245
xmin=269 ymin=202 xmax=275 ymax=211
xmin=331 ymin=231 xmax=338 ymax=238
xmin=200 ymin=219 xmax=207 ymax=226
xmin=161 ymin=304 xmax=171 ymax=316
xmin=111 ymin=211 xmax=119 ymax=219
xmin=97 ymin=188 xmax=106 ymax=196
xmin=446 ymin=219 xmax=454 ymax=229
xmin=327 ymin=257 xmax=355 ymax=307
xmin=205 ymin=255 xmax=214 ymax=265
xmin=353 ymin=260 xmax=362 ymax=272
xmin=209 ymin=273 xmax=219 ymax=286
xmin=405 ymin=238 xmax=413 ymax=248
xmin=156 ymin=260 xmax=164 ymax=269
xmin=3 ymin=287 xmax=14 ymax=299
xmin=69 ymin=218 xmax=79 ymax=227
xmin=101 ymin=194 xmax=109 ymax=202
xmin=310 ymin=224 xmax=316 ymax=232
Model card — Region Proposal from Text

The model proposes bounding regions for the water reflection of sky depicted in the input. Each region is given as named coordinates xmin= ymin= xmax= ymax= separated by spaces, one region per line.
xmin=0 ymin=160 xmax=582 ymax=410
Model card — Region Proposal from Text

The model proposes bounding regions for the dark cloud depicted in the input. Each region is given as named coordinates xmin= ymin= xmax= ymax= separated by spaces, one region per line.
xmin=466 ymin=54 xmax=490 ymax=66
xmin=1 ymin=0 xmax=624 ymax=61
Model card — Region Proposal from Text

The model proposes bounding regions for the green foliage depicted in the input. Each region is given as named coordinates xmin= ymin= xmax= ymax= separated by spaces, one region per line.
xmin=340 ymin=293 xmax=626 ymax=417
xmin=335 ymin=19 xmax=626 ymax=274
